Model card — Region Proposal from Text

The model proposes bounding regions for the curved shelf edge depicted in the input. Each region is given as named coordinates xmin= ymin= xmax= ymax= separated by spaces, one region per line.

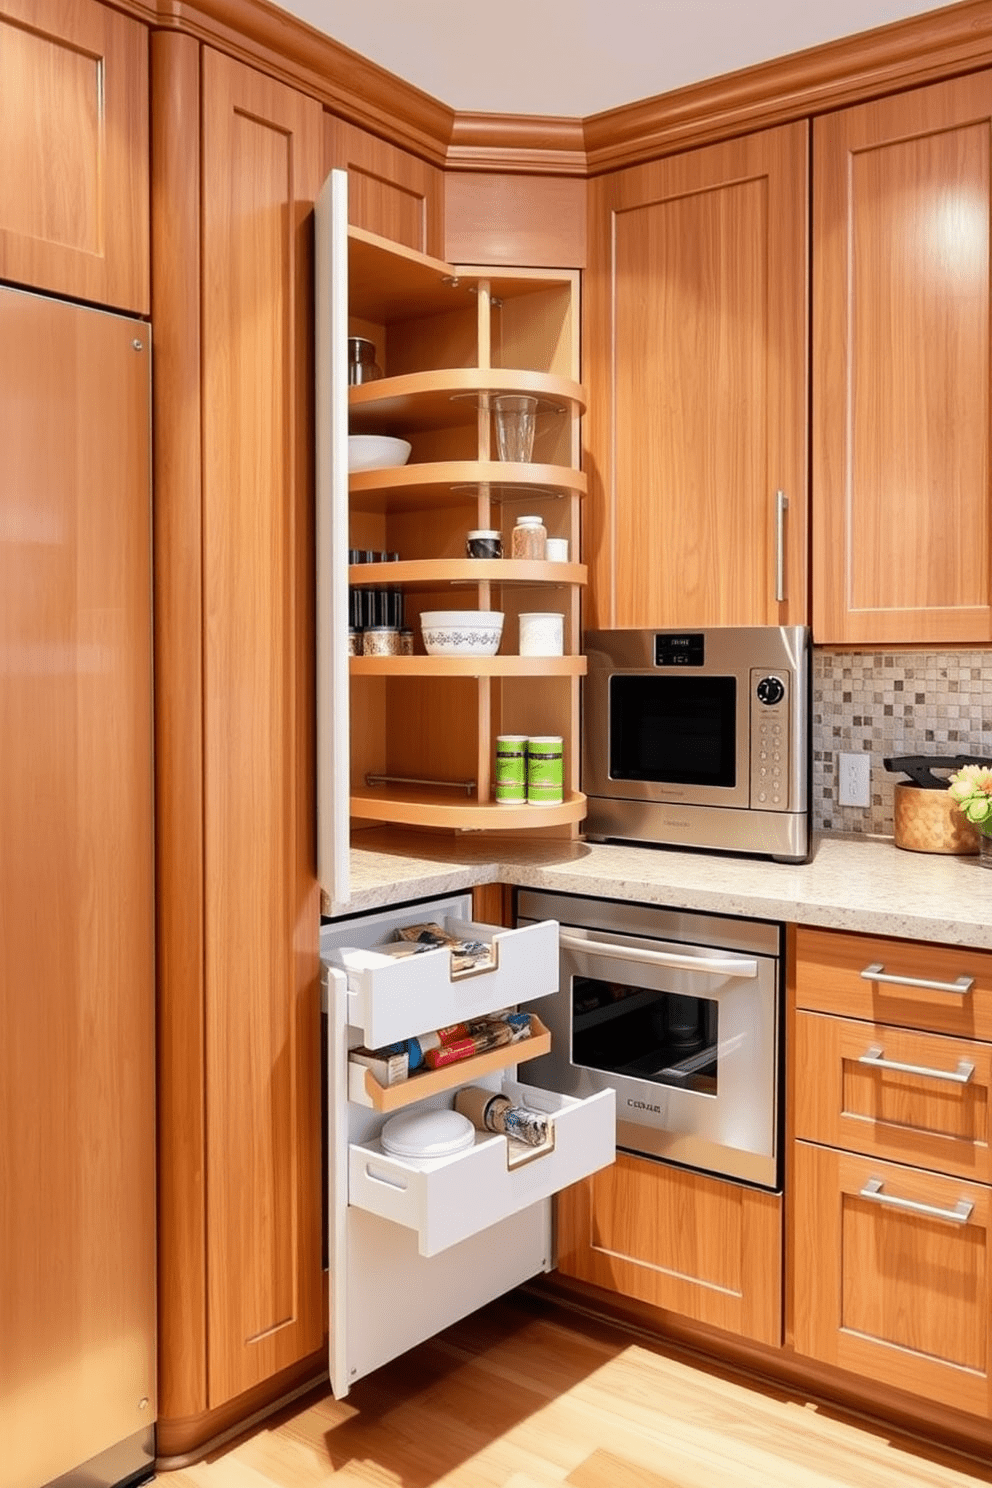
xmin=349 ymin=370 xmax=586 ymax=432
xmin=348 ymin=559 xmax=587 ymax=587
xmin=349 ymin=460 xmax=587 ymax=504
xmin=349 ymin=789 xmax=587 ymax=831
xmin=350 ymin=655 xmax=587 ymax=677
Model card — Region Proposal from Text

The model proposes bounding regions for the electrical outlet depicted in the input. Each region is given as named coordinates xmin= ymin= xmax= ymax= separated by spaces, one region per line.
xmin=838 ymin=751 xmax=871 ymax=808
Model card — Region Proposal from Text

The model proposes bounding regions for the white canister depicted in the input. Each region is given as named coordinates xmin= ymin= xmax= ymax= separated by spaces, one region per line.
xmin=545 ymin=538 xmax=569 ymax=563
xmin=519 ymin=612 xmax=564 ymax=657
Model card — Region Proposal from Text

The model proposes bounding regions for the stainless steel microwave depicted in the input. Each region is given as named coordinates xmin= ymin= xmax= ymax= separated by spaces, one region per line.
xmin=583 ymin=626 xmax=810 ymax=862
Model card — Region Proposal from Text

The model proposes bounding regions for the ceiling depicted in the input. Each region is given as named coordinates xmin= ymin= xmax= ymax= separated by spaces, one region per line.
xmin=272 ymin=0 xmax=959 ymax=118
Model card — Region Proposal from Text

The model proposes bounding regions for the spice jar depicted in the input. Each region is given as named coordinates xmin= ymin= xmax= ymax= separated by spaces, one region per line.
xmin=510 ymin=515 xmax=546 ymax=561
xmin=466 ymin=529 xmax=503 ymax=560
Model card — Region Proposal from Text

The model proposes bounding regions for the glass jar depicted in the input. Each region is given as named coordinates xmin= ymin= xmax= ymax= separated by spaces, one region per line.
xmin=347 ymin=337 xmax=382 ymax=386
xmin=510 ymin=515 xmax=546 ymax=561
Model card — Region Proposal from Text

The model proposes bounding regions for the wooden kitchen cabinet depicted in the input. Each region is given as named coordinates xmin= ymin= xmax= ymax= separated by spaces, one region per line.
xmin=584 ymin=122 xmax=808 ymax=630
xmin=812 ymin=71 xmax=992 ymax=645
xmin=153 ymin=35 xmax=325 ymax=1448
xmin=325 ymin=114 xmax=445 ymax=259
xmin=557 ymin=1153 xmax=783 ymax=1347
xmin=0 ymin=0 xmax=149 ymax=313
xmin=791 ymin=925 xmax=992 ymax=1417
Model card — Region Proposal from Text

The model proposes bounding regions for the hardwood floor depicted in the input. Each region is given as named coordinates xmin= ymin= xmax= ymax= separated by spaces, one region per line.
xmin=160 ymin=1295 xmax=992 ymax=1487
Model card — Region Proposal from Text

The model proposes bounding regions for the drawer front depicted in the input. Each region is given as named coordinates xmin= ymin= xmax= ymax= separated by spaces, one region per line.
xmin=793 ymin=1142 xmax=992 ymax=1415
xmin=349 ymin=1083 xmax=616 ymax=1256
xmin=557 ymin=1153 xmax=783 ymax=1348
xmin=795 ymin=1011 xmax=992 ymax=1181
xmin=795 ymin=926 xmax=992 ymax=1040
xmin=324 ymin=914 xmax=559 ymax=1047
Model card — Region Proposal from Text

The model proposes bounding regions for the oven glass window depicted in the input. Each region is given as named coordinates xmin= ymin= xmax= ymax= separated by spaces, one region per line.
xmin=609 ymin=674 xmax=737 ymax=786
xmin=571 ymin=975 xmax=719 ymax=1094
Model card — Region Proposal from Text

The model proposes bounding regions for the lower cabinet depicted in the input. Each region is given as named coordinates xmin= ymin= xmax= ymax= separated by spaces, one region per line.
xmin=793 ymin=1142 xmax=992 ymax=1416
xmin=321 ymin=893 xmax=617 ymax=1396
xmin=556 ymin=1153 xmax=783 ymax=1348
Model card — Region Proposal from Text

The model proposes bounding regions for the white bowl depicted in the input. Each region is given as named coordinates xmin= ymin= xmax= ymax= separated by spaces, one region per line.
xmin=348 ymin=434 xmax=412 ymax=472
xmin=420 ymin=610 xmax=504 ymax=657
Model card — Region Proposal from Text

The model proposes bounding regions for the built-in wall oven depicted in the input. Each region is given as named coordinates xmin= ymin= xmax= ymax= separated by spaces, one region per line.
xmin=519 ymin=890 xmax=782 ymax=1189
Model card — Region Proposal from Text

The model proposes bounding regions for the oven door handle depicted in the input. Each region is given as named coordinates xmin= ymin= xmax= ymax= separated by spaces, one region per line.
xmin=558 ymin=932 xmax=758 ymax=980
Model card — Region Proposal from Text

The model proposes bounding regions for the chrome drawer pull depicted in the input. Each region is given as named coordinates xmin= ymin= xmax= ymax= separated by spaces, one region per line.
xmin=859 ymin=1177 xmax=973 ymax=1225
xmin=858 ymin=1044 xmax=975 ymax=1084
xmin=860 ymin=962 xmax=974 ymax=995
xmin=774 ymin=488 xmax=788 ymax=602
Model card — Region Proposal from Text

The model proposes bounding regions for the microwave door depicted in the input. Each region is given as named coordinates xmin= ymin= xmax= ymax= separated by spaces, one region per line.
xmin=550 ymin=929 xmax=778 ymax=1185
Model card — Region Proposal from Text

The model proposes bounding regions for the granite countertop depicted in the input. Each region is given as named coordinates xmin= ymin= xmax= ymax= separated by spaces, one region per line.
xmin=337 ymin=829 xmax=992 ymax=949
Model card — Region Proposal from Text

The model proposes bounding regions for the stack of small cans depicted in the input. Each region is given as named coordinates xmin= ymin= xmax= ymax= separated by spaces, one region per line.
xmin=494 ymin=735 xmax=563 ymax=805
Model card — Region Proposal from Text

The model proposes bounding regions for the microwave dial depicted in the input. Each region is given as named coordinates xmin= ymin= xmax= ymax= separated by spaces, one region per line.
xmin=755 ymin=674 xmax=785 ymax=707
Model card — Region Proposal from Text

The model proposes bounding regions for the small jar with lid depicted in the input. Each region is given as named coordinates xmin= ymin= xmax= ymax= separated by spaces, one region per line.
xmin=510 ymin=514 xmax=546 ymax=561
xmin=347 ymin=337 xmax=383 ymax=386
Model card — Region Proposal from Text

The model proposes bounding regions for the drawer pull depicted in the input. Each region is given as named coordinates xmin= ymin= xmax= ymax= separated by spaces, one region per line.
xmin=859 ymin=1177 xmax=973 ymax=1225
xmin=858 ymin=1044 xmax=975 ymax=1085
xmin=860 ymin=962 xmax=974 ymax=996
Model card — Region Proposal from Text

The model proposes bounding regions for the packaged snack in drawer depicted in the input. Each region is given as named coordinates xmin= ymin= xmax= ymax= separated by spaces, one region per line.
xmin=389 ymin=921 xmax=495 ymax=974
xmin=349 ymin=1044 xmax=409 ymax=1086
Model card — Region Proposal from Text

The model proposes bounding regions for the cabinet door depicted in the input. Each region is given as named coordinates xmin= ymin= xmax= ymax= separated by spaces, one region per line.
xmin=325 ymin=115 xmax=445 ymax=259
xmin=557 ymin=1153 xmax=783 ymax=1346
xmin=813 ymin=72 xmax=992 ymax=645
xmin=793 ymin=1142 xmax=992 ymax=1416
xmin=0 ymin=0 xmax=148 ymax=312
xmin=585 ymin=123 xmax=808 ymax=630
xmin=201 ymin=47 xmax=324 ymax=1407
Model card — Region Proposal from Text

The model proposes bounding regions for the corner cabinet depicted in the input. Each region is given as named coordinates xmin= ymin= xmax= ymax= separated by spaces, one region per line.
xmin=316 ymin=171 xmax=587 ymax=911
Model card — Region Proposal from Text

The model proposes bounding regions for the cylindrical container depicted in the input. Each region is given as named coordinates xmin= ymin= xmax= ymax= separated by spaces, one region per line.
xmin=519 ymin=611 xmax=563 ymax=656
xmin=387 ymin=590 xmax=404 ymax=629
xmin=511 ymin=515 xmax=546 ymax=561
xmin=455 ymin=1086 xmax=549 ymax=1147
xmin=347 ymin=336 xmax=382 ymax=385
xmin=362 ymin=627 xmax=400 ymax=657
xmin=347 ymin=629 xmax=362 ymax=656
xmin=893 ymin=784 xmax=980 ymax=854
xmin=494 ymin=734 xmax=527 ymax=805
xmin=545 ymin=537 xmax=569 ymax=563
xmin=399 ymin=629 xmax=415 ymax=656
xmin=527 ymin=735 xmax=564 ymax=805
xmin=466 ymin=529 xmax=503 ymax=559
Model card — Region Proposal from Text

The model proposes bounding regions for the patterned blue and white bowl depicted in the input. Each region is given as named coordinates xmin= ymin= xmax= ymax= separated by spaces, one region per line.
xmin=420 ymin=610 xmax=504 ymax=657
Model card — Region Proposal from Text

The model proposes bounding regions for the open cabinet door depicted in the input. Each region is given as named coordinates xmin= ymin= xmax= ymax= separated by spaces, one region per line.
xmin=315 ymin=170 xmax=350 ymax=911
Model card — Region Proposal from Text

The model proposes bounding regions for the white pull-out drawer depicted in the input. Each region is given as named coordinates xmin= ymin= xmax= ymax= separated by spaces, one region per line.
xmin=325 ymin=916 xmax=559 ymax=1047
xmin=349 ymin=1081 xmax=616 ymax=1257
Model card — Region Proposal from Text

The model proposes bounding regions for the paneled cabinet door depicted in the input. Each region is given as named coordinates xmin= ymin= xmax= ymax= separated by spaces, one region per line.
xmin=813 ymin=71 xmax=992 ymax=645
xmin=325 ymin=114 xmax=444 ymax=259
xmin=557 ymin=1154 xmax=783 ymax=1346
xmin=201 ymin=47 xmax=324 ymax=1408
xmin=0 ymin=0 xmax=148 ymax=312
xmin=793 ymin=1142 xmax=992 ymax=1416
xmin=584 ymin=122 xmax=808 ymax=630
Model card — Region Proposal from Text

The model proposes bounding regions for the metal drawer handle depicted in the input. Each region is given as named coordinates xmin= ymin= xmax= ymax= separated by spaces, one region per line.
xmin=859 ymin=1177 xmax=973 ymax=1225
xmin=558 ymin=932 xmax=757 ymax=980
xmin=860 ymin=962 xmax=974 ymax=996
xmin=858 ymin=1044 xmax=975 ymax=1085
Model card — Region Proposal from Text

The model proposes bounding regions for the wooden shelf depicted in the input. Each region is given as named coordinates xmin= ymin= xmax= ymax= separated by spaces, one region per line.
xmin=349 ymin=787 xmax=587 ymax=830
xmin=348 ymin=227 xmax=469 ymax=322
xmin=349 ymin=369 xmax=586 ymax=434
xmin=350 ymin=655 xmax=587 ymax=677
xmin=350 ymin=1017 xmax=552 ymax=1113
xmin=348 ymin=460 xmax=587 ymax=512
xmin=348 ymin=559 xmax=587 ymax=588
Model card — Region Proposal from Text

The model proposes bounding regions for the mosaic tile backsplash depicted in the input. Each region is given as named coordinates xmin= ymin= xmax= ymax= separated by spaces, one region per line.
xmin=813 ymin=649 xmax=992 ymax=837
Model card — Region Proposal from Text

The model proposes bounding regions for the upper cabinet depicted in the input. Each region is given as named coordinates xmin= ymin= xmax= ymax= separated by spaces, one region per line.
xmin=584 ymin=122 xmax=809 ymax=631
xmin=812 ymin=72 xmax=992 ymax=646
xmin=0 ymin=0 xmax=149 ymax=313
xmin=325 ymin=115 xmax=445 ymax=260
xmin=316 ymin=172 xmax=587 ymax=912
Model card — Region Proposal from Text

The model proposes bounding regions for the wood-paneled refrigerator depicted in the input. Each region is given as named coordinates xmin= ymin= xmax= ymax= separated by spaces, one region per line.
xmin=0 ymin=286 xmax=156 ymax=1488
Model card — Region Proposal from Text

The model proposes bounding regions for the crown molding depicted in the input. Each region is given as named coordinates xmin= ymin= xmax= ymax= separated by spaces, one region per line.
xmin=117 ymin=0 xmax=992 ymax=176
xmin=583 ymin=0 xmax=992 ymax=173
xmin=447 ymin=114 xmax=587 ymax=175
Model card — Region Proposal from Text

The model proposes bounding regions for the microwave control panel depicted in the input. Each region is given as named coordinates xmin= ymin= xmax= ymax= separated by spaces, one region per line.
xmin=750 ymin=667 xmax=791 ymax=810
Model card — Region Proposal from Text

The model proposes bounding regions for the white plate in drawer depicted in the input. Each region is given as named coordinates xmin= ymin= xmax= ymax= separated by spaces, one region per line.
xmin=348 ymin=1081 xmax=616 ymax=1257
xmin=325 ymin=916 xmax=559 ymax=1047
